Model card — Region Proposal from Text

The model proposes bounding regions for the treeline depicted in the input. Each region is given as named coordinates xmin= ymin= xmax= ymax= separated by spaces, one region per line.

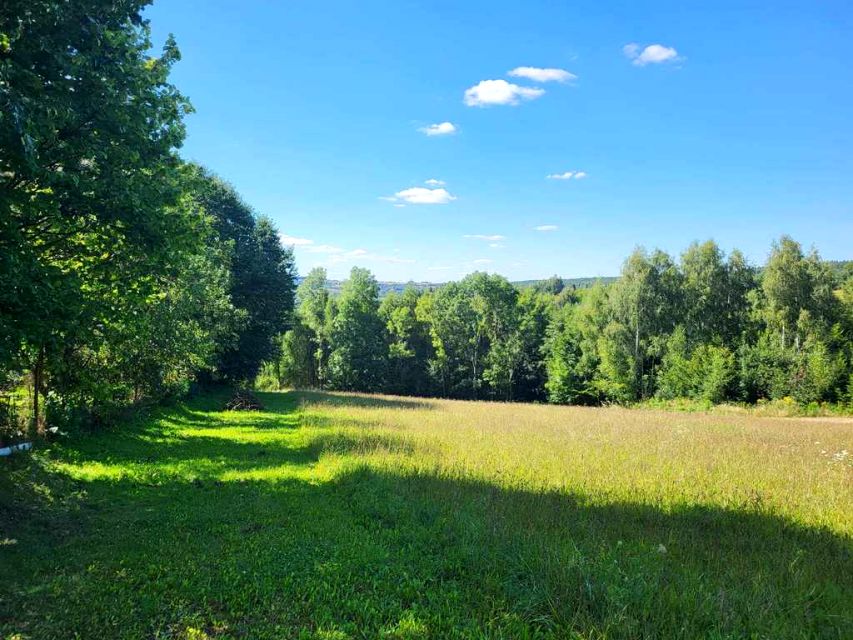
xmin=262 ymin=239 xmax=853 ymax=407
xmin=1 ymin=1 xmax=295 ymax=433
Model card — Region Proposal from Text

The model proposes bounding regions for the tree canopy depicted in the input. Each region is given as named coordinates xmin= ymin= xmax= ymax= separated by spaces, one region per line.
xmin=266 ymin=237 xmax=853 ymax=409
xmin=1 ymin=1 xmax=295 ymax=432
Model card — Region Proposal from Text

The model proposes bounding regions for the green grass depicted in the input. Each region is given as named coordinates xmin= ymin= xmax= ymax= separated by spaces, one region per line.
xmin=1 ymin=390 xmax=851 ymax=639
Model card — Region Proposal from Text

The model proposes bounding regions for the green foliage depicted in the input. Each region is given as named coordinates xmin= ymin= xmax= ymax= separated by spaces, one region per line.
xmin=604 ymin=249 xmax=684 ymax=400
xmin=681 ymin=242 xmax=753 ymax=346
xmin=657 ymin=327 xmax=735 ymax=403
xmin=380 ymin=288 xmax=433 ymax=396
xmin=298 ymin=267 xmax=334 ymax=387
xmin=185 ymin=166 xmax=296 ymax=384
xmin=328 ymin=268 xmax=388 ymax=391
xmin=0 ymin=0 xmax=221 ymax=427
xmin=0 ymin=5 xmax=295 ymax=428
xmin=545 ymin=285 xmax=608 ymax=404
xmin=419 ymin=279 xmax=483 ymax=398
xmin=276 ymin=321 xmax=318 ymax=389
xmin=264 ymin=237 xmax=851 ymax=411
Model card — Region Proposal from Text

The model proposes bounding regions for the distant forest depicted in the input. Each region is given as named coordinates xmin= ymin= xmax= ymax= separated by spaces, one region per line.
xmin=302 ymin=263 xmax=853 ymax=299
xmin=263 ymin=241 xmax=853 ymax=408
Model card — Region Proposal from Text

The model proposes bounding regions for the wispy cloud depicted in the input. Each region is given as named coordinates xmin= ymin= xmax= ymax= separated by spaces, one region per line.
xmin=424 ymin=178 xmax=445 ymax=187
xmin=279 ymin=233 xmax=314 ymax=247
xmin=325 ymin=248 xmax=415 ymax=265
xmin=489 ymin=243 xmax=505 ymax=249
xmin=464 ymin=79 xmax=545 ymax=107
xmin=384 ymin=186 xmax=457 ymax=205
xmin=472 ymin=258 xmax=493 ymax=265
xmin=288 ymin=235 xmax=415 ymax=268
xmin=534 ymin=225 xmax=559 ymax=232
xmin=419 ymin=121 xmax=458 ymax=136
xmin=464 ymin=234 xmax=505 ymax=242
xmin=623 ymin=43 xmax=681 ymax=66
xmin=304 ymin=244 xmax=345 ymax=254
xmin=508 ymin=66 xmax=576 ymax=83
xmin=546 ymin=171 xmax=587 ymax=180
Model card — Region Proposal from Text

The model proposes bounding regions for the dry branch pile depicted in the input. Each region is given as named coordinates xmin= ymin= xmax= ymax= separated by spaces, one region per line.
xmin=224 ymin=390 xmax=264 ymax=411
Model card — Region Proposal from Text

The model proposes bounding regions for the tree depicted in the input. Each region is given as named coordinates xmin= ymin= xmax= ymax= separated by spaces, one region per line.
xmin=297 ymin=267 xmax=333 ymax=387
xmin=762 ymin=236 xmax=838 ymax=350
xmin=220 ymin=216 xmax=295 ymax=382
xmin=470 ymin=273 xmax=520 ymax=400
xmin=512 ymin=288 xmax=552 ymax=401
xmin=681 ymin=241 xmax=747 ymax=346
xmin=604 ymin=249 xmax=684 ymax=399
xmin=657 ymin=327 xmax=735 ymax=403
xmin=535 ymin=275 xmax=565 ymax=295
xmin=328 ymin=268 xmax=387 ymax=391
xmin=47 ymin=227 xmax=236 ymax=424
xmin=380 ymin=288 xmax=433 ymax=396
xmin=420 ymin=281 xmax=482 ymax=398
xmin=1 ymin=0 xmax=194 ymax=430
xmin=186 ymin=166 xmax=296 ymax=383
xmin=545 ymin=284 xmax=609 ymax=404
xmin=260 ymin=320 xmax=316 ymax=390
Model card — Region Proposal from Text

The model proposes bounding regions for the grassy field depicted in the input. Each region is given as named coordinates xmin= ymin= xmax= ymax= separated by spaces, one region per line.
xmin=1 ymin=391 xmax=851 ymax=639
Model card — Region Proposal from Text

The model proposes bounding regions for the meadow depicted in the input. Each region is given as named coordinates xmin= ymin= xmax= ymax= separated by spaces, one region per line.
xmin=1 ymin=390 xmax=851 ymax=639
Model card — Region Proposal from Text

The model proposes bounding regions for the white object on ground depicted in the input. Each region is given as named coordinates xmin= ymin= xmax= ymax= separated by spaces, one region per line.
xmin=0 ymin=442 xmax=33 ymax=456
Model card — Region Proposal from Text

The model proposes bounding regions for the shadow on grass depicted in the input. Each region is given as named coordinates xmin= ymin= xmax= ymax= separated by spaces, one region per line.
xmin=1 ymin=391 xmax=850 ymax=639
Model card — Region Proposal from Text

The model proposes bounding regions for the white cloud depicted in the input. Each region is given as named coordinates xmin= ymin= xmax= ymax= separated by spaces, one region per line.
xmin=546 ymin=171 xmax=587 ymax=180
xmin=508 ymin=66 xmax=576 ymax=83
xmin=276 ymin=235 xmax=415 ymax=266
xmin=424 ymin=178 xmax=445 ymax=187
xmin=381 ymin=256 xmax=417 ymax=264
xmin=472 ymin=258 xmax=493 ymax=265
xmin=464 ymin=234 xmax=505 ymax=241
xmin=393 ymin=203 xmax=406 ymax=208
xmin=534 ymin=225 xmax=559 ymax=232
xmin=464 ymin=79 xmax=545 ymax=107
xmin=279 ymin=233 xmax=314 ymax=247
xmin=304 ymin=244 xmax=345 ymax=254
xmin=623 ymin=43 xmax=680 ymax=66
xmin=358 ymin=252 xmax=415 ymax=264
xmin=385 ymin=186 xmax=456 ymax=205
xmin=623 ymin=43 xmax=639 ymax=59
xmin=328 ymin=248 xmax=415 ymax=265
xmin=489 ymin=243 xmax=505 ymax=249
xmin=419 ymin=121 xmax=457 ymax=136
xmin=427 ymin=265 xmax=454 ymax=271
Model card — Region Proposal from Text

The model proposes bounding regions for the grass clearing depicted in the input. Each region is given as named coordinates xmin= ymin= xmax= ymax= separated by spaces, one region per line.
xmin=1 ymin=390 xmax=851 ymax=639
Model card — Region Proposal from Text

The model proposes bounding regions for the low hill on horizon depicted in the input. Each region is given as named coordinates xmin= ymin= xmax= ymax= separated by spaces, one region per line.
xmin=294 ymin=259 xmax=852 ymax=298
xmin=295 ymin=275 xmax=619 ymax=297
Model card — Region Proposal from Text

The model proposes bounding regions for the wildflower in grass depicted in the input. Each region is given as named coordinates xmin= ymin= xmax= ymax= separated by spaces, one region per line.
xmin=657 ymin=544 xmax=667 ymax=554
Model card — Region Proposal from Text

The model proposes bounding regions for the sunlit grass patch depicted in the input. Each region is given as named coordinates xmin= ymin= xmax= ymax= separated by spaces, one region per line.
xmin=1 ymin=390 xmax=851 ymax=639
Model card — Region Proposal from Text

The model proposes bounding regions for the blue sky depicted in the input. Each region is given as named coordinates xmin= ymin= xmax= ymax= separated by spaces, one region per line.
xmin=146 ymin=0 xmax=853 ymax=281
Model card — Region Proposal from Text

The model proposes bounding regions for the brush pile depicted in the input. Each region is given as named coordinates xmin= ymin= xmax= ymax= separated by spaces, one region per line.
xmin=224 ymin=389 xmax=264 ymax=411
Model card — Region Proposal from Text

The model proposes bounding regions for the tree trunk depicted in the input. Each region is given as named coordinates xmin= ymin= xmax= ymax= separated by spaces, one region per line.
xmin=31 ymin=346 xmax=45 ymax=437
